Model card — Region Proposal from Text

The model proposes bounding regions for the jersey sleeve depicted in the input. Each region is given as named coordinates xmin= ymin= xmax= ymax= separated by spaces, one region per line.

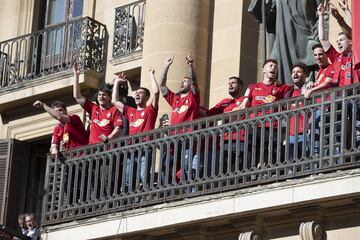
xmin=164 ymin=89 xmax=176 ymax=106
xmin=52 ymin=125 xmax=61 ymax=145
xmin=207 ymin=100 xmax=225 ymax=116
xmin=83 ymin=100 xmax=94 ymax=115
xmin=326 ymin=45 xmax=338 ymax=63
xmin=112 ymin=107 xmax=124 ymax=128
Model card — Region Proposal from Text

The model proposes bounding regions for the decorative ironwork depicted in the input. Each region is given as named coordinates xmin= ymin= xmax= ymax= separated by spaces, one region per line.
xmin=0 ymin=17 xmax=107 ymax=91
xmin=42 ymin=84 xmax=360 ymax=225
xmin=113 ymin=0 xmax=146 ymax=58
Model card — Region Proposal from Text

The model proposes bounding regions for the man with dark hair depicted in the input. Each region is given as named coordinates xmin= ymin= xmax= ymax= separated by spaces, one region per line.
xmin=160 ymin=52 xmax=200 ymax=182
xmin=241 ymin=59 xmax=292 ymax=110
xmin=112 ymin=68 xmax=159 ymax=189
xmin=25 ymin=213 xmax=40 ymax=240
xmin=318 ymin=3 xmax=359 ymax=86
xmin=73 ymin=62 xmax=123 ymax=144
xmin=17 ymin=213 xmax=28 ymax=236
xmin=240 ymin=59 xmax=292 ymax=172
xmin=206 ymin=76 xmax=247 ymax=174
xmin=33 ymin=99 xmax=88 ymax=154
xmin=304 ymin=44 xmax=334 ymax=98
xmin=288 ymin=63 xmax=308 ymax=161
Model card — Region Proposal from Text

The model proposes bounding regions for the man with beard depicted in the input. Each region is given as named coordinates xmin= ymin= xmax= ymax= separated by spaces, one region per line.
xmin=240 ymin=59 xmax=292 ymax=173
xmin=112 ymin=68 xmax=159 ymax=190
xmin=160 ymin=52 xmax=200 ymax=183
xmin=288 ymin=63 xmax=308 ymax=161
xmin=206 ymin=77 xmax=247 ymax=175
xmin=73 ymin=62 xmax=123 ymax=144
xmin=318 ymin=2 xmax=358 ymax=86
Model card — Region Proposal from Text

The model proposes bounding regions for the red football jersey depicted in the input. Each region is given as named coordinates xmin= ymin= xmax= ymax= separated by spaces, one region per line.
xmin=289 ymin=87 xmax=308 ymax=136
xmin=52 ymin=114 xmax=88 ymax=150
xmin=83 ymin=100 xmax=123 ymax=144
xmin=125 ymin=104 xmax=158 ymax=135
xmin=164 ymin=90 xmax=200 ymax=130
xmin=245 ymin=82 xmax=291 ymax=108
xmin=327 ymin=45 xmax=353 ymax=87
xmin=207 ymin=97 xmax=246 ymax=141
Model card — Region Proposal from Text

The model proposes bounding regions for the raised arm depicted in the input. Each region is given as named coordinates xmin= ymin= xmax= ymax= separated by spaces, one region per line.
xmin=338 ymin=0 xmax=351 ymax=24
xmin=159 ymin=56 xmax=174 ymax=96
xmin=149 ymin=68 xmax=160 ymax=109
xmin=111 ymin=72 xmax=126 ymax=113
xmin=186 ymin=51 xmax=199 ymax=95
xmin=73 ymin=62 xmax=86 ymax=107
xmin=330 ymin=3 xmax=352 ymax=38
xmin=318 ymin=3 xmax=331 ymax=52
xmin=33 ymin=100 xmax=70 ymax=124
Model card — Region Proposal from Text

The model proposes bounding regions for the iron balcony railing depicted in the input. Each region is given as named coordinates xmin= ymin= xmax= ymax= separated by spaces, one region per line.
xmin=42 ymin=84 xmax=360 ymax=225
xmin=113 ymin=0 xmax=146 ymax=58
xmin=0 ymin=17 xmax=107 ymax=90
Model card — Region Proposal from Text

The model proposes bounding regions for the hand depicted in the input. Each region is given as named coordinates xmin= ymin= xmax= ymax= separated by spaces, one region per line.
xmin=99 ymin=134 xmax=109 ymax=143
xmin=306 ymin=81 xmax=314 ymax=89
xmin=329 ymin=3 xmax=342 ymax=20
xmin=304 ymin=89 xmax=312 ymax=99
xmin=161 ymin=119 xmax=170 ymax=127
xmin=338 ymin=0 xmax=349 ymax=12
xmin=72 ymin=61 xmax=80 ymax=77
xmin=317 ymin=3 xmax=325 ymax=16
xmin=33 ymin=100 xmax=44 ymax=108
xmin=149 ymin=67 xmax=155 ymax=74
xmin=114 ymin=72 xmax=127 ymax=84
xmin=164 ymin=56 xmax=174 ymax=67
xmin=186 ymin=51 xmax=193 ymax=66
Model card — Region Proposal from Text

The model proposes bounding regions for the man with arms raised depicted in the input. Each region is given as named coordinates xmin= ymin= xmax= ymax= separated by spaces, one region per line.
xmin=73 ymin=62 xmax=123 ymax=144
xmin=160 ymin=52 xmax=200 ymax=182
xmin=112 ymin=68 xmax=160 ymax=189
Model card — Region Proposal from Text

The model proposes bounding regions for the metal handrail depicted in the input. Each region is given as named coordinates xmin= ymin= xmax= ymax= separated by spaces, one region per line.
xmin=0 ymin=17 xmax=107 ymax=90
xmin=42 ymin=83 xmax=360 ymax=225
xmin=113 ymin=0 xmax=146 ymax=58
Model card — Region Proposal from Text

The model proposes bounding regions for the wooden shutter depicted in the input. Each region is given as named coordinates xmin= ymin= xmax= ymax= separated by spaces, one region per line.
xmin=0 ymin=139 xmax=30 ymax=231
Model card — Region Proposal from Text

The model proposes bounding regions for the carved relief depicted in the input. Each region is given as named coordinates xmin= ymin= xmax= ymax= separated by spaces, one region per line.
xmin=299 ymin=221 xmax=326 ymax=240
xmin=238 ymin=231 xmax=261 ymax=240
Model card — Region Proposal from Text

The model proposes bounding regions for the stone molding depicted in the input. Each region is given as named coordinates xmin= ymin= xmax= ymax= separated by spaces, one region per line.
xmin=299 ymin=221 xmax=326 ymax=240
xmin=238 ymin=231 xmax=261 ymax=240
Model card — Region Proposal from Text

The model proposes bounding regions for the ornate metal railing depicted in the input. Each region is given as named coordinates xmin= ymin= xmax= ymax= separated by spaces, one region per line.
xmin=113 ymin=0 xmax=146 ymax=58
xmin=42 ymin=84 xmax=360 ymax=225
xmin=0 ymin=17 xmax=107 ymax=91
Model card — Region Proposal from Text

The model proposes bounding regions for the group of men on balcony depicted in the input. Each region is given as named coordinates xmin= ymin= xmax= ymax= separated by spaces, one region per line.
xmin=32 ymin=0 xmax=359 ymax=188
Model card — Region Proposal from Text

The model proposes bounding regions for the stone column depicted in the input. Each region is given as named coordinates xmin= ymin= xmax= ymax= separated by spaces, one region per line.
xmin=140 ymin=0 xmax=212 ymax=118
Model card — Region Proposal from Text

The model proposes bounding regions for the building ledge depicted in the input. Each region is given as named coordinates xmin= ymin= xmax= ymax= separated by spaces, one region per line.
xmin=42 ymin=168 xmax=360 ymax=240
xmin=0 ymin=70 xmax=103 ymax=112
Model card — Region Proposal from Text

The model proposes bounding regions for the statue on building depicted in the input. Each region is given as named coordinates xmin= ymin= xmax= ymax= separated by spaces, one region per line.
xmin=248 ymin=0 xmax=323 ymax=84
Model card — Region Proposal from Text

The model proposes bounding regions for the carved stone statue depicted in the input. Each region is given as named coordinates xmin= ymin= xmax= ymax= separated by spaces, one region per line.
xmin=248 ymin=0 xmax=322 ymax=84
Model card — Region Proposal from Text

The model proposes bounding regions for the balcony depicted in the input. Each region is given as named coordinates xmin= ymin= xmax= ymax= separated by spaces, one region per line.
xmin=41 ymin=84 xmax=360 ymax=227
xmin=112 ymin=0 xmax=146 ymax=65
xmin=0 ymin=17 xmax=107 ymax=112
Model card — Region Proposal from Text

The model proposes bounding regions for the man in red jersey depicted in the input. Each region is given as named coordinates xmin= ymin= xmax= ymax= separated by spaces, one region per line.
xmin=288 ymin=63 xmax=308 ymax=161
xmin=73 ymin=62 xmax=123 ymax=144
xmin=303 ymin=44 xmax=335 ymax=157
xmin=33 ymin=100 xmax=88 ymax=155
xmin=241 ymin=59 xmax=292 ymax=110
xmin=160 ymin=52 xmax=200 ymax=182
xmin=206 ymin=76 xmax=247 ymax=174
xmin=112 ymin=68 xmax=159 ymax=189
xmin=304 ymin=44 xmax=335 ymax=99
xmin=240 ymin=59 xmax=292 ymax=171
xmin=318 ymin=3 xmax=359 ymax=87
